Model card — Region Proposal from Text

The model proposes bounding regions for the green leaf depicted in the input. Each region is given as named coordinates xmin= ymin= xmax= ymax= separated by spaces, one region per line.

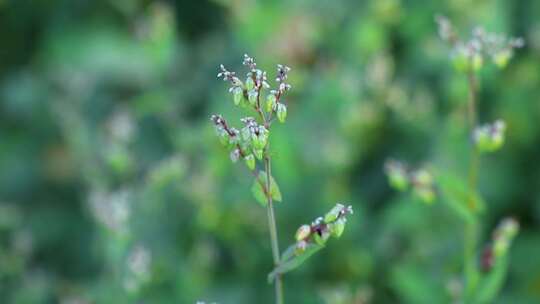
xmin=268 ymin=243 xmax=324 ymax=283
xmin=474 ymin=256 xmax=509 ymax=303
xmin=436 ymin=170 xmax=484 ymax=222
xmin=251 ymin=171 xmax=282 ymax=206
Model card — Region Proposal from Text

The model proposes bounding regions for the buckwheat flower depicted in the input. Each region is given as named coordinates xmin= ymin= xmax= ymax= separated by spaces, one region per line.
xmin=473 ymin=119 xmax=506 ymax=153
xmin=243 ymin=53 xmax=257 ymax=71
xmin=435 ymin=15 xmax=456 ymax=43
xmin=384 ymin=159 xmax=409 ymax=191
xmin=217 ymin=64 xmax=243 ymax=98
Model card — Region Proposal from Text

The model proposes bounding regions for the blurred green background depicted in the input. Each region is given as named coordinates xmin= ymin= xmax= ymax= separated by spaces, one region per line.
xmin=1 ymin=0 xmax=539 ymax=303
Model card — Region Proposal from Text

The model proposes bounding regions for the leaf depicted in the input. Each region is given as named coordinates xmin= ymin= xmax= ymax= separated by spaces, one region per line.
xmin=251 ymin=171 xmax=282 ymax=206
xmin=267 ymin=243 xmax=324 ymax=283
xmin=436 ymin=170 xmax=484 ymax=223
xmin=474 ymin=256 xmax=509 ymax=303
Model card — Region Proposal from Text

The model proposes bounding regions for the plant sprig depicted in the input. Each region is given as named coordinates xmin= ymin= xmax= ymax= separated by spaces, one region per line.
xmin=211 ymin=54 xmax=352 ymax=304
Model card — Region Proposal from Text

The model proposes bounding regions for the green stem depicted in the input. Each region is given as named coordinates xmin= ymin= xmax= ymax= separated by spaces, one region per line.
xmin=264 ymin=152 xmax=283 ymax=304
xmin=464 ymin=69 xmax=480 ymax=301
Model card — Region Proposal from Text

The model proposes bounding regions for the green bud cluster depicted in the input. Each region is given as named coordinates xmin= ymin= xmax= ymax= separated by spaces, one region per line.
xmin=293 ymin=204 xmax=353 ymax=255
xmin=473 ymin=120 xmax=506 ymax=153
xmin=436 ymin=15 xmax=524 ymax=72
xmin=492 ymin=217 xmax=519 ymax=258
xmin=384 ymin=159 xmax=436 ymax=204
xmin=211 ymin=54 xmax=293 ymax=171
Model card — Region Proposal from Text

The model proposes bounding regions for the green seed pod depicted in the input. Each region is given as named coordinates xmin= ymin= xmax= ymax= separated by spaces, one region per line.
xmin=471 ymin=53 xmax=483 ymax=71
xmin=475 ymin=129 xmax=491 ymax=152
xmin=251 ymin=134 xmax=263 ymax=150
xmin=331 ymin=218 xmax=346 ymax=238
xmin=233 ymin=87 xmax=243 ymax=105
xmin=313 ymin=231 xmax=329 ymax=246
xmin=254 ymin=149 xmax=263 ymax=160
xmin=491 ymin=133 xmax=504 ymax=151
xmin=389 ymin=169 xmax=409 ymax=191
xmin=248 ymin=90 xmax=258 ymax=106
xmin=413 ymin=169 xmax=433 ymax=187
xmin=244 ymin=154 xmax=255 ymax=170
xmin=245 ymin=77 xmax=255 ymax=91
xmin=493 ymin=50 xmax=511 ymax=69
xmin=415 ymin=186 xmax=435 ymax=204
xmin=452 ymin=52 xmax=469 ymax=72
xmin=218 ymin=131 xmax=229 ymax=147
xmin=276 ymin=103 xmax=287 ymax=123
xmin=266 ymin=94 xmax=277 ymax=113
xmin=295 ymin=225 xmax=311 ymax=241
xmin=324 ymin=204 xmax=343 ymax=223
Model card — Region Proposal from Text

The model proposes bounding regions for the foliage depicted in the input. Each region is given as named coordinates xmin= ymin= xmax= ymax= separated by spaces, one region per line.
xmin=1 ymin=1 xmax=540 ymax=303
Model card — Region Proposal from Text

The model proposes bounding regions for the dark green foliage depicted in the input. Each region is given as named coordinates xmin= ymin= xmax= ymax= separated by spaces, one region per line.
xmin=1 ymin=1 xmax=539 ymax=303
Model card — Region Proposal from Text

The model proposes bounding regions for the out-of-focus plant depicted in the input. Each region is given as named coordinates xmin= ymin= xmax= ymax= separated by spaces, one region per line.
xmin=385 ymin=16 xmax=523 ymax=303
xmin=210 ymin=55 xmax=353 ymax=304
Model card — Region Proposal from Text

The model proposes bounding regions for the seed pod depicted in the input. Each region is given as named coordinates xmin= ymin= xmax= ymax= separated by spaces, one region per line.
xmin=493 ymin=50 xmax=511 ymax=69
xmin=218 ymin=131 xmax=229 ymax=147
xmin=266 ymin=94 xmax=277 ymax=113
xmin=295 ymin=225 xmax=311 ymax=241
xmin=245 ymin=77 xmax=255 ymax=91
xmin=244 ymin=154 xmax=255 ymax=170
xmin=252 ymin=133 xmax=267 ymax=151
xmin=324 ymin=204 xmax=344 ymax=223
xmin=415 ymin=186 xmax=435 ymax=204
xmin=254 ymin=149 xmax=263 ymax=160
xmin=471 ymin=53 xmax=483 ymax=71
xmin=248 ymin=90 xmax=258 ymax=106
xmin=331 ymin=218 xmax=346 ymax=238
xmin=313 ymin=230 xmax=330 ymax=246
xmin=233 ymin=87 xmax=243 ymax=105
xmin=276 ymin=103 xmax=287 ymax=123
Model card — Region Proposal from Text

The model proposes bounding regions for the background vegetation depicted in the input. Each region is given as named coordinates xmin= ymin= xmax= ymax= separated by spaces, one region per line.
xmin=1 ymin=0 xmax=539 ymax=303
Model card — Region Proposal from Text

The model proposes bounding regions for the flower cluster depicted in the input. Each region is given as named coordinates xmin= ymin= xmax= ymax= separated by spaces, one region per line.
xmin=481 ymin=218 xmax=519 ymax=272
xmin=210 ymin=114 xmax=267 ymax=169
xmin=473 ymin=120 xmax=506 ymax=153
xmin=384 ymin=159 xmax=436 ymax=204
xmin=435 ymin=15 xmax=524 ymax=71
xmin=293 ymin=204 xmax=353 ymax=255
xmin=211 ymin=54 xmax=292 ymax=171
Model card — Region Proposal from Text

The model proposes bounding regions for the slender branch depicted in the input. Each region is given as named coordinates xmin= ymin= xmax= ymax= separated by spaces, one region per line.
xmin=264 ymin=149 xmax=283 ymax=304
xmin=464 ymin=68 xmax=480 ymax=300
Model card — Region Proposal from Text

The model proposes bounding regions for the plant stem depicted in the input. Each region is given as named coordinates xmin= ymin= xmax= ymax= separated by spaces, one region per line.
xmin=464 ymin=69 xmax=480 ymax=300
xmin=264 ymin=151 xmax=283 ymax=304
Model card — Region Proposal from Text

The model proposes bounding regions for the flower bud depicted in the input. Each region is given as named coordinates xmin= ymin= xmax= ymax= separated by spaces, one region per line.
xmin=276 ymin=103 xmax=287 ymax=123
xmin=295 ymin=225 xmax=311 ymax=241
xmin=412 ymin=169 xmax=433 ymax=186
xmin=266 ymin=94 xmax=277 ymax=113
xmin=492 ymin=217 xmax=519 ymax=257
xmin=230 ymin=148 xmax=240 ymax=163
xmin=248 ymin=90 xmax=258 ymax=106
xmin=385 ymin=160 xmax=409 ymax=191
xmin=244 ymin=154 xmax=255 ymax=170
xmin=474 ymin=120 xmax=506 ymax=153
